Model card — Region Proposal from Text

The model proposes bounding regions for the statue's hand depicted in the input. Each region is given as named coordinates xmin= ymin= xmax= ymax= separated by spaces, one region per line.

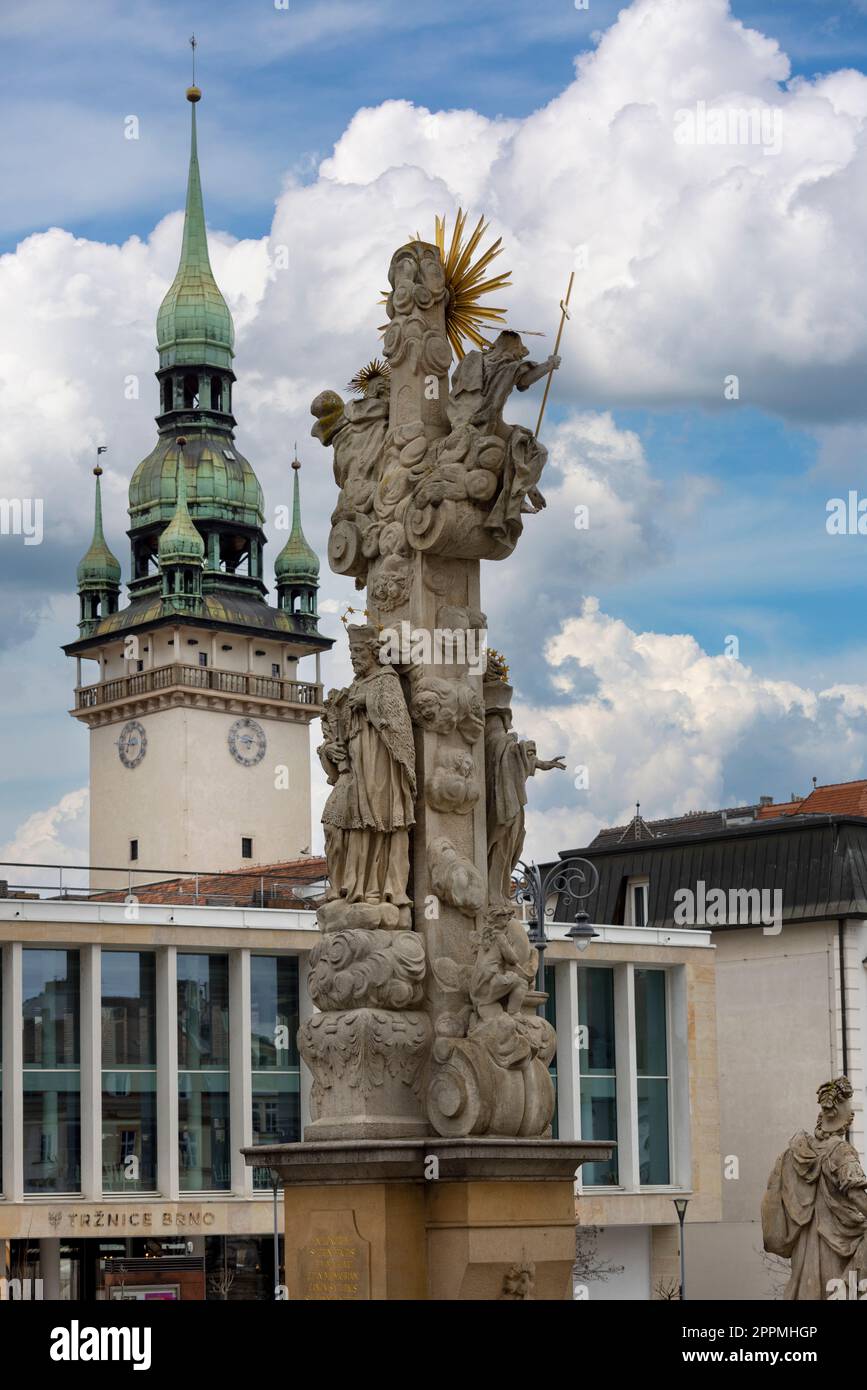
xmin=538 ymin=755 xmax=566 ymax=771
xmin=548 ymin=354 xmax=561 ymax=372
xmin=348 ymin=687 xmax=366 ymax=711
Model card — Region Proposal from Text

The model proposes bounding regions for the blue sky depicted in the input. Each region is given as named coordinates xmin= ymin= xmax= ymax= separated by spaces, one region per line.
xmin=6 ymin=0 xmax=867 ymax=251
xmin=5 ymin=0 xmax=867 ymax=862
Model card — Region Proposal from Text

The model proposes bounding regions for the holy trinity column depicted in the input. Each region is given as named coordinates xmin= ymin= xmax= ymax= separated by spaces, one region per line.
xmin=301 ymin=221 xmax=566 ymax=1140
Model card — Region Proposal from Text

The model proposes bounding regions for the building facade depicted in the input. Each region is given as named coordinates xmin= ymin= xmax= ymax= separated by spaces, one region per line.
xmin=0 ymin=878 xmax=721 ymax=1300
xmin=571 ymin=784 xmax=867 ymax=1300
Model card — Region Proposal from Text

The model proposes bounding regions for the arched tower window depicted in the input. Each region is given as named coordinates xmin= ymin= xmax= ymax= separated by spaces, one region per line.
xmin=210 ymin=377 xmax=223 ymax=411
xmin=183 ymin=374 xmax=199 ymax=409
xmin=162 ymin=379 xmax=174 ymax=413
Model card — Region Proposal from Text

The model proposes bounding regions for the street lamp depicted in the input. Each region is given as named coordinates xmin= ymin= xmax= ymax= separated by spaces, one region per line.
xmin=673 ymin=1196 xmax=690 ymax=1300
xmin=271 ymin=1170 xmax=282 ymax=1300
xmin=512 ymin=856 xmax=601 ymax=1000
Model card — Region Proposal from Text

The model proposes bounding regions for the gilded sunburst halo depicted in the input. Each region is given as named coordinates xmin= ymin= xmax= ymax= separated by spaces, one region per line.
xmin=433 ymin=210 xmax=512 ymax=359
xmin=378 ymin=209 xmax=512 ymax=361
xmin=346 ymin=357 xmax=392 ymax=398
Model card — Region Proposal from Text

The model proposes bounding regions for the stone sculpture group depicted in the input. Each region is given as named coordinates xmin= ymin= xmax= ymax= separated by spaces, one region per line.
xmin=298 ymin=236 xmax=565 ymax=1141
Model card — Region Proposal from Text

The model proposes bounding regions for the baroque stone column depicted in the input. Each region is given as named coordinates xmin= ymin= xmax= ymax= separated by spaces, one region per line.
xmin=306 ymin=238 xmax=564 ymax=1140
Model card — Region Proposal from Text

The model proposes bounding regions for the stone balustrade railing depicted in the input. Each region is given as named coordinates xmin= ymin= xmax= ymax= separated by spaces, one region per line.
xmin=74 ymin=661 xmax=323 ymax=710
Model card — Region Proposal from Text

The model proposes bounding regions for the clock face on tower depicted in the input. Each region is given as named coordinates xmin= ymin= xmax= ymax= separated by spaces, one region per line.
xmin=117 ymin=720 xmax=147 ymax=769
xmin=228 ymin=717 xmax=267 ymax=767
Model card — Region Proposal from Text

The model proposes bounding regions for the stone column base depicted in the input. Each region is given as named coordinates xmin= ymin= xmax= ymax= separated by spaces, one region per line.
xmin=244 ymin=1137 xmax=613 ymax=1302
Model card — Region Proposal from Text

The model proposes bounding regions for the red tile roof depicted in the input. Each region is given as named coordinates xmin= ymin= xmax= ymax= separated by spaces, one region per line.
xmin=757 ymin=779 xmax=867 ymax=820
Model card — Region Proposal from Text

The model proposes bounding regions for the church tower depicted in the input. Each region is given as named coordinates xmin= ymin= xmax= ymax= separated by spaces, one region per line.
xmin=64 ymin=83 xmax=332 ymax=886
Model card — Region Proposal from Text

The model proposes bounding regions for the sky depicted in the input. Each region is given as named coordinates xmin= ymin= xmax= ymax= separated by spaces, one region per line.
xmin=5 ymin=0 xmax=867 ymax=871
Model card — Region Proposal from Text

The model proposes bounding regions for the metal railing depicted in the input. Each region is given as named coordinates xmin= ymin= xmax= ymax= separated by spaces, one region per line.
xmin=0 ymin=860 xmax=327 ymax=908
xmin=75 ymin=663 xmax=323 ymax=710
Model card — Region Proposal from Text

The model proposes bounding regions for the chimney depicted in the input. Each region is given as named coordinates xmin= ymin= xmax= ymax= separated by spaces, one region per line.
xmin=759 ymin=796 xmax=773 ymax=807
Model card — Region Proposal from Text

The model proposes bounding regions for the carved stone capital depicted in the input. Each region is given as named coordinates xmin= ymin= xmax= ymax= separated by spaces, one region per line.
xmin=299 ymin=1008 xmax=432 ymax=1141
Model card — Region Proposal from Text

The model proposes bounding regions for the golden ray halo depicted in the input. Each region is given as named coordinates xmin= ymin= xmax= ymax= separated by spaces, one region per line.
xmin=347 ymin=356 xmax=391 ymax=398
xmin=379 ymin=210 xmax=512 ymax=360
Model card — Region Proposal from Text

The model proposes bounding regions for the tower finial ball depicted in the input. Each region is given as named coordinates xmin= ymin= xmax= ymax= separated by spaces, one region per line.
xmin=186 ymin=85 xmax=201 ymax=103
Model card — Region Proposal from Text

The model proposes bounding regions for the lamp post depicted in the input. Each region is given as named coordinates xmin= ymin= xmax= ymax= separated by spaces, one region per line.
xmin=271 ymin=1170 xmax=281 ymax=1299
xmin=673 ymin=1197 xmax=689 ymax=1300
xmin=512 ymin=856 xmax=600 ymax=1002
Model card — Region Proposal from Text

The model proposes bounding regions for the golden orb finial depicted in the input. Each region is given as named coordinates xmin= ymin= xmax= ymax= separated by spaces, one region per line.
xmin=187 ymin=34 xmax=200 ymax=101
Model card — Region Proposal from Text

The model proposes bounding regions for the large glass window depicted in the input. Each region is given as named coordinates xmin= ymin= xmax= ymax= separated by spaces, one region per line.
xmin=177 ymin=955 xmax=230 ymax=1191
xmin=23 ymin=950 xmax=80 ymax=1193
xmin=102 ymin=952 xmax=157 ymax=1192
xmin=577 ymin=967 xmax=618 ymax=1185
xmin=250 ymin=956 xmax=300 ymax=1190
xmin=635 ymin=968 xmax=670 ymax=1185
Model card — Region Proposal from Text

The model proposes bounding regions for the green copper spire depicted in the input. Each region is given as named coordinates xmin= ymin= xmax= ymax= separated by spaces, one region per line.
xmin=156 ymin=87 xmax=234 ymax=371
xmin=275 ymin=456 xmax=320 ymax=585
xmin=77 ymin=463 xmax=122 ymax=590
xmin=158 ymin=439 xmax=205 ymax=568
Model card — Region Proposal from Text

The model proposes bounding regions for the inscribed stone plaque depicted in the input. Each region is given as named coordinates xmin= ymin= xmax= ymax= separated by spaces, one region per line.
xmin=298 ymin=1209 xmax=371 ymax=1301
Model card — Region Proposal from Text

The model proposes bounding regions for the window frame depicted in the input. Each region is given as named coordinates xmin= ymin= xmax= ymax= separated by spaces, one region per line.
xmin=573 ymin=961 xmax=684 ymax=1193
xmin=625 ymin=876 xmax=650 ymax=927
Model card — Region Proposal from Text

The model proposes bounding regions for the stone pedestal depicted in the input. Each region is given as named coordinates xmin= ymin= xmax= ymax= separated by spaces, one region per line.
xmin=245 ymin=1137 xmax=613 ymax=1301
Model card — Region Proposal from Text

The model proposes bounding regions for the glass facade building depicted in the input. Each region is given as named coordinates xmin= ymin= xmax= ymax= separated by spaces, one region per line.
xmin=2 ymin=946 xmax=305 ymax=1203
xmin=22 ymin=950 xmax=81 ymax=1195
xmin=250 ymin=956 xmax=301 ymax=1190
xmin=177 ymin=954 xmax=230 ymax=1192
xmin=102 ymin=951 xmax=157 ymax=1193
xmin=0 ymin=912 xmax=703 ymax=1303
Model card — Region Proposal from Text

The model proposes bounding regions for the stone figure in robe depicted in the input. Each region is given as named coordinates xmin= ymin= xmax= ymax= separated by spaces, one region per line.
xmin=318 ymin=625 xmax=416 ymax=922
xmin=762 ymin=1076 xmax=867 ymax=1299
xmin=447 ymin=330 xmax=560 ymax=550
xmin=483 ymin=681 xmax=565 ymax=905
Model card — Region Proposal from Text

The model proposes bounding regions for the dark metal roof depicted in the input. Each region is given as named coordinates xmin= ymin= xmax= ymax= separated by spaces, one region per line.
xmin=63 ymin=593 xmax=332 ymax=655
xmin=589 ymin=804 xmax=761 ymax=849
xmin=556 ymin=815 xmax=867 ymax=930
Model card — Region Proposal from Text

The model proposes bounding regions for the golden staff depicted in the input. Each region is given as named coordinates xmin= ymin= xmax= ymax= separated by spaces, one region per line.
xmin=534 ymin=270 xmax=575 ymax=440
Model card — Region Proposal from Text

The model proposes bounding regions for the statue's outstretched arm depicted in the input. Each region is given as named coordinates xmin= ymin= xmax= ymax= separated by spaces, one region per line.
xmin=517 ymin=355 xmax=561 ymax=391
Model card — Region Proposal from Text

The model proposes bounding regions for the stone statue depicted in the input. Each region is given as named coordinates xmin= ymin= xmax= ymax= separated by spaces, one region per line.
xmin=447 ymin=330 xmax=560 ymax=550
xmin=318 ymin=624 xmax=416 ymax=929
xmin=311 ymin=380 xmax=389 ymax=587
xmin=499 ymin=1260 xmax=536 ymax=1300
xmin=762 ymin=1076 xmax=867 ymax=1299
xmin=428 ymin=907 xmax=557 ymax=1137
xmin=301 ymin=621 xmax=430 ymax=1139
xmin=483 ymin=658 xmax=565 ymax=905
